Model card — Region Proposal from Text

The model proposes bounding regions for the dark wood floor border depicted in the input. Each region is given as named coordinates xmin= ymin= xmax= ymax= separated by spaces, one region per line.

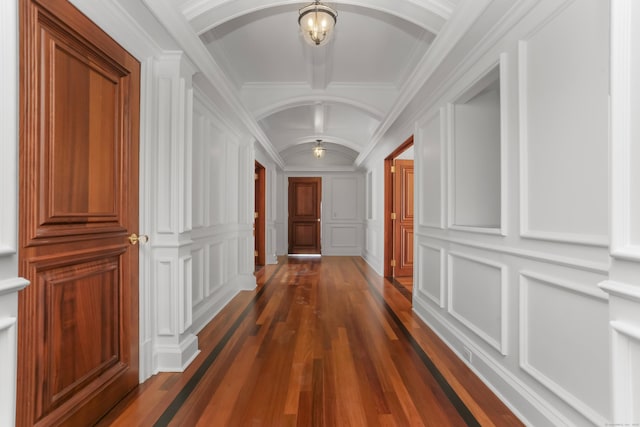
xmin=352 ymin=259 xmax=481 ymax=427
xmin=153 ymin=263 xmax=285 ymax=427
xmin=388 ymin=276 xmax=413 ymax=302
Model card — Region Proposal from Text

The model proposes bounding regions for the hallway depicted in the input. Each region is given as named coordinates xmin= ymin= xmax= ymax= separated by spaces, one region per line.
xmin=98 ymin=257 xmax=522 ymax=426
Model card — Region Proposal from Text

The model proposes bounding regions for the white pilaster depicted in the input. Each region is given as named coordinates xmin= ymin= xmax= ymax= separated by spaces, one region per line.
xmin=149 ymin=53 xmax=200 ymax=372
xmin=599 ymin=1 xmax=640 ymax=424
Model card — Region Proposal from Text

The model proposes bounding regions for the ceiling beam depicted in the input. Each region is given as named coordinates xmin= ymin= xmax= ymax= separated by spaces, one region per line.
xmin=313 ymin=103 xmax=325 ymax=135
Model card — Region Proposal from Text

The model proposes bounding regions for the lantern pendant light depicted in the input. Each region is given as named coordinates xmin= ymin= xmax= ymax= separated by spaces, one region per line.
xmin=313 ymin=140 xmax=326 ymax=159
xmin=298 ymin=1 xmax=338 ymax=46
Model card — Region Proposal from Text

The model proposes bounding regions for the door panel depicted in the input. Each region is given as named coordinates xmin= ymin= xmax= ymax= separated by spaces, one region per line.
xmin=288 ymin=177 xmax=321 ymax=254
xmin=19 ymin=0 xmax=140 ymax=425
xmin=393 ymin=160 xmax=414 ymax=277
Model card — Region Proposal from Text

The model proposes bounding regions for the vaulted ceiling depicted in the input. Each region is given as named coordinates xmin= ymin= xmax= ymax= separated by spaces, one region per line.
xmin=90 ymin=0 xmax=479 ymax=170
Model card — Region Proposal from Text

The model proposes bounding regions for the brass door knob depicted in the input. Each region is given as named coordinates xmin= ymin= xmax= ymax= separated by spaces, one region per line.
xmin=128 ymin=233 xmax=149 ymax=245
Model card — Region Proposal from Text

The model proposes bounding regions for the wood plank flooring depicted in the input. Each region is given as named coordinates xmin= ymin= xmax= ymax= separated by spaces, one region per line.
xmin=97 ymin=256 xmax=523 ymax=426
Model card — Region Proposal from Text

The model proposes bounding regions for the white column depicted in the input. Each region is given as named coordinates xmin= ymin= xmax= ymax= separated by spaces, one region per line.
xmin=599 ymin=1 xmax=640 ymax=424
xmin=149 ymin=53 xmax=199 ymax=372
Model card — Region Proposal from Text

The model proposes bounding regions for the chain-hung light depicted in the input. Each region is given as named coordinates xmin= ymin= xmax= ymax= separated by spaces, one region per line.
xmin=298 ymin=1 xmax=337 ymax=46
xmin=312 ymin=140 xmax=326 ymax=158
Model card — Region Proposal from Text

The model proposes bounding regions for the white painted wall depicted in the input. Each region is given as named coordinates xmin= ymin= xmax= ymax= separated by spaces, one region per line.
xmin=278 ymin=171 xmax=365 ymax=256
xmin=190 ymin=86 xmax=257 ymax=338
xmin=362 ymin=0 xmax=638 ymax=425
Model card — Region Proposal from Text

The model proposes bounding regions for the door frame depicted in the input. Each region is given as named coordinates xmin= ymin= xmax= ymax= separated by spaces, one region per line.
xmin=383 ymin=136 xmax=414 ymax=277
xmin=287 ymin=176 xmax=322 ymax=255
xmin=254 ymin=161 xmax=266 ymax=267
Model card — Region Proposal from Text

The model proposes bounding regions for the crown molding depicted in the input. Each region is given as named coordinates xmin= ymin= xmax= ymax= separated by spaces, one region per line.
xmin=142 ymin=0 xmax=285 ymax=168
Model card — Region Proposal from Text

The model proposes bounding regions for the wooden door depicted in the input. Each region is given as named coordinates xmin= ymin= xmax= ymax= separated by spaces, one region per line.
xmin=254 ymin=162 xmax=266 ymax=267
xmin=393 ymin=160 xmax=414 ymax=277
xmin=288 ymin=177 xmax=322 ymax=254
xmin=18 ymin=0 xmax=141 ymax=425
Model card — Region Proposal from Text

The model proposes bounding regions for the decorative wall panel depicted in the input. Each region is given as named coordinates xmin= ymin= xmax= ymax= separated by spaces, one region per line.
xmin=448 ymin=251 xmax=507 ymax=354
xmin=331 ymin=177 xmax=358 ymax=220
xmin=519 ymin=0 xmax=609 ymax=246
xmin=520 ymin=271 xmax=610 ymax=424
xmin=417 ymin=243 xmax=444 ymax=307
xmin=191 ymin=247 xmax=204 ymax=305
xmin=330 ymin=226 xmax=358 ymax=247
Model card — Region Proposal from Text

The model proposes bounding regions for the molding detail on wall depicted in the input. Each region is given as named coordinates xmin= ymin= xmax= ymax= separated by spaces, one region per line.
xmin=519 ymin=270 xmax=610 ymax=426
xmin=416 ymin=231 xmax=609 ymax=274
xmin=517 ymin=2 xmax=609 ymax=248
xmin=0 ymin=277 xmax=30 ymax=296
xmin=447 ymin=251 xmax=508 ymax=355
xmin=416 ymin=242 xmax=445 ymax=307
xmin=413 ymin=295 xmax=572 ymax=427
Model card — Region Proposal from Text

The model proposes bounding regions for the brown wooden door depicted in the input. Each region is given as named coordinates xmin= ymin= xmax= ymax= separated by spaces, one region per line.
xmin=18 ymin=0 xmax=141 ymax=425
xmin=393 ymin=160 xmax=414 ymax=277
xmin=288 ymin=177 xmax=322 ymax=254
xmin=254 ymin=162 xmax=266 ymax=267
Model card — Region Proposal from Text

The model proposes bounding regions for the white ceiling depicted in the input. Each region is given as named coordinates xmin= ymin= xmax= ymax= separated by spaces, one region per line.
xmin=95 ymin=0 xmax=468 ymax=170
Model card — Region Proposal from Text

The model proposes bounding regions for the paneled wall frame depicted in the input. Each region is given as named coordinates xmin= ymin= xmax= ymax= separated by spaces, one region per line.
xmin=415 ymin=242 xmax=445 ymax=307
xmin=520 ymin=270 xmax=610 ymax=425
xmin=446 ymin=54 xmax=508 ymax=236
xmin=517 ymin=0 xmax=610 ymax=248
xmin=447 ymin=251 xmax=508 ymax=355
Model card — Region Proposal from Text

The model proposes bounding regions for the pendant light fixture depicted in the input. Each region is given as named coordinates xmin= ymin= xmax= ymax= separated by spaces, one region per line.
xmin=312 ymin=140 xmax=326 ymax=158
xmin=298 ymin=1 xmax=337 ymax=46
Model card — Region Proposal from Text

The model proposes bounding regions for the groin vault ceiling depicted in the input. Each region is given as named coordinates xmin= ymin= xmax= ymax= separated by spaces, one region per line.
xmin=79 ymin=0 xmax=485 ymax=170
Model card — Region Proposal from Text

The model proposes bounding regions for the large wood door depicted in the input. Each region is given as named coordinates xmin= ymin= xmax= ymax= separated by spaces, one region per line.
xmin=288 ymin=177 xmax=322 ymax=254
xmin=393 ymin=160 xmax=414 ymax=277
xmin=18 ymin=0 xmax=141 ymax=425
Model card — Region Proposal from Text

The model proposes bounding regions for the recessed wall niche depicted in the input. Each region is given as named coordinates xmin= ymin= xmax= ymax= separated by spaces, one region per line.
xmin=450 ymin=63 xmax=503 ymax=232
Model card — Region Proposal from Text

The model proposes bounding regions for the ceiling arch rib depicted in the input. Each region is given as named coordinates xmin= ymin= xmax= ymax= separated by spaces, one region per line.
xmin=182 ymin=0 xmax=451 ymax=36
xmin=282 ymin=135 xmax=365 ymax=153
xmin=259 ymin=103 xmax=379 ymax=154
xmin=252 ymin=95 xmax=385 ymax=122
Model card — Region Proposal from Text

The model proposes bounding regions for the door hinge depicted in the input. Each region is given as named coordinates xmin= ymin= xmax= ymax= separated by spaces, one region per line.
xmin=254 ymin=173 xmax=259 ymax=180
xmin=254 ymin=212 xmax=259 ymax=219
xmin=390 ymin=212 xmax=396 ymax=220
xmin=390 ymin=165 xmax=396 ymax=173
xmin=254 ymin=250 xmax=259 ymax=257
xmin=390 ymin=259 xmax=396 ymax=267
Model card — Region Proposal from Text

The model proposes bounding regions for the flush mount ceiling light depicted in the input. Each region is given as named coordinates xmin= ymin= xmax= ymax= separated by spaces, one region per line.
xmin=312 ymin=140 xmax=326 ymax=158
xmin=298 ymin=1 xmax=337 ymax=46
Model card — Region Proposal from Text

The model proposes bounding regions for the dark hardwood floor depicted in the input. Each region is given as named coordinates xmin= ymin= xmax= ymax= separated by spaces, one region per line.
xmin=97 ymin=256 xmax=523 ymax=426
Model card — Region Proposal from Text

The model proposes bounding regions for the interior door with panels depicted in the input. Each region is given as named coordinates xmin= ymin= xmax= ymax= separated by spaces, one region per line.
xmin=18 ymin=0 xmax=141 ymax=425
